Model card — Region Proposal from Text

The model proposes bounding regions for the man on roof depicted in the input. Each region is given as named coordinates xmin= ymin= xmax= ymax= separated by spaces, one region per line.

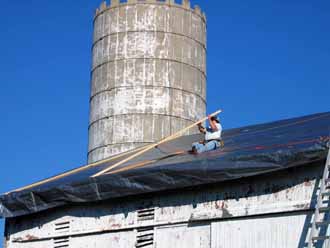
xmin=191 ymin=115 xmax=223 ymax=154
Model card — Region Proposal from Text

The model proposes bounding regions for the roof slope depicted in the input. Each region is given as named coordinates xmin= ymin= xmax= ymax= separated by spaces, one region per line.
xmin=1 ymin=112 xmax=330 ymax=218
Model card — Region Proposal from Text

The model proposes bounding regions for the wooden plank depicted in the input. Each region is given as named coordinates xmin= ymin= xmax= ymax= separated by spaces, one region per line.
xmin=107 ymin=160 xmax=157 ymax=174
xmin=6 ymin=145 xmax=151 ymax=194
xmin=106 ymin=150 xmax=187 ymax=175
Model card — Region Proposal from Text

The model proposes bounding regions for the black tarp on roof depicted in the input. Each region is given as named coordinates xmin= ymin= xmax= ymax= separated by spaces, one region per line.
xmin=1 ymin=112 xmax=330 ymax=218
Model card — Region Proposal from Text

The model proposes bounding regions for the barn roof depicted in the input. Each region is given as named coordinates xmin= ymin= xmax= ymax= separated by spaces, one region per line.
xmin=1 ymin=112 xmax=330 ymax=218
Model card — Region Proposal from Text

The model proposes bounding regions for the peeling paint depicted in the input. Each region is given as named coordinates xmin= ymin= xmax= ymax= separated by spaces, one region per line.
xmin=111 ymin=223 xmax=122 ymax=229
xmin=293 ymin=203 xmax=310 ymax=209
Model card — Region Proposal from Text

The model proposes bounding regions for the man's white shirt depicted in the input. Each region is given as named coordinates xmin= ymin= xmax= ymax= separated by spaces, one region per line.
xmin=205 ymin=123 xmax=222 ymax=141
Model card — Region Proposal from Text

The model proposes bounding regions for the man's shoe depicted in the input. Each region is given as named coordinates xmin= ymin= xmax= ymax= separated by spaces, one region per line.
xmin=189 ymin=147 xmax=198 ymax=155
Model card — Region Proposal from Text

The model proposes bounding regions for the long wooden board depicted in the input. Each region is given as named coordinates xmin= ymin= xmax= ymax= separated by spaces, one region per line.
xmin=106 ymin=150 xmax=187 ymax=175
xmin=6 ymin=144 xmax=151 ymax=194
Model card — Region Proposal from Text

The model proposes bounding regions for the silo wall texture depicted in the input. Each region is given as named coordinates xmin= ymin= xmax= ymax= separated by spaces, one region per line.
xmin=88 ymin=0 xmax=207 ymax=163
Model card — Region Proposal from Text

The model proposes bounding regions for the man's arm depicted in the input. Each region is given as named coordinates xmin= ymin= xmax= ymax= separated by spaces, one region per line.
xmin=208 ymin=115 xmax=218 ymax=131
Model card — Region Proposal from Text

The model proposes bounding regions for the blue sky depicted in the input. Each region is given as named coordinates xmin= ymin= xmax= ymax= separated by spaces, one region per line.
xmin=0 ymin=0 xmax=329 ymax=245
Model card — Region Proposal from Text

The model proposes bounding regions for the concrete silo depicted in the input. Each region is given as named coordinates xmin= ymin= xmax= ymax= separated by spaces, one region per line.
xmin=88 ymin=0 xmax=207 ymax=163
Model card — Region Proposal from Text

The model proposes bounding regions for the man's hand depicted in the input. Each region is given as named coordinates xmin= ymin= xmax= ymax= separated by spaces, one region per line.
xmin=197 ymin=122 xmax=206 ymax=134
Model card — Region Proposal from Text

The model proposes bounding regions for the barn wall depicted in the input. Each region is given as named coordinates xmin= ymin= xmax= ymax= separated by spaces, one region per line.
xmin=155 ymin=223 xmax=210 ymax=248
xmin=211 ymin=212 xmax=310 ymax=248
xmin=4 ymin=163 xmax=322 ymax=248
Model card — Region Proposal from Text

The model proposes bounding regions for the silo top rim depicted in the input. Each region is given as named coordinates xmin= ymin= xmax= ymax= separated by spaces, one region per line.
xmin=95 ymin=0 xmax=206 ymax=22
